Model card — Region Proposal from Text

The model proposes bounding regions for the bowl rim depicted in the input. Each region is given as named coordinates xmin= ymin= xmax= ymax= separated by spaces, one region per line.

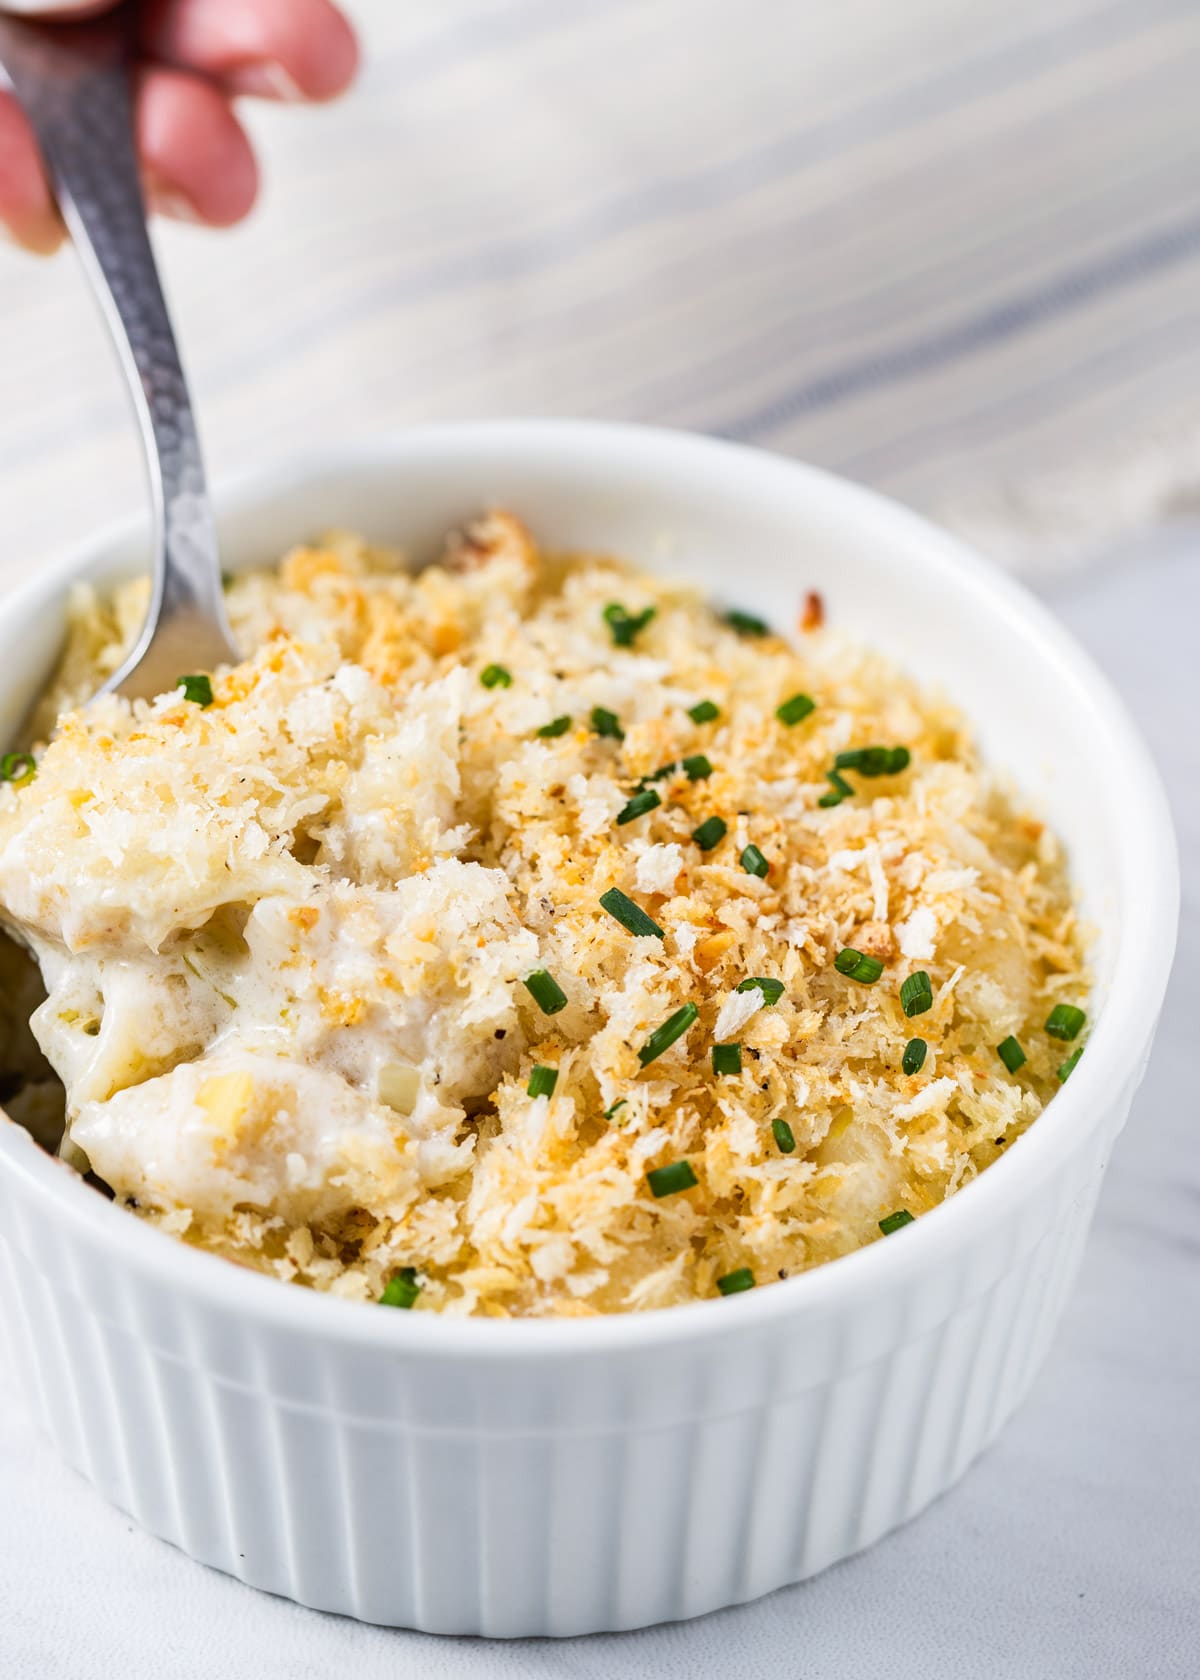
xmin=0 ymin=420 xmax=1180 ymax=1359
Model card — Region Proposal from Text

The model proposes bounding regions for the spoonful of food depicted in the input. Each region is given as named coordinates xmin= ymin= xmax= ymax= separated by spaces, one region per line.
xmin=0 ymin=2 xmax=238 ymax=700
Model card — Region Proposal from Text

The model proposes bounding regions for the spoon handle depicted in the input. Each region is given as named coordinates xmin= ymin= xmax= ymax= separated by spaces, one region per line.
xmin=0 ymin=5 xmax=237 ymax=698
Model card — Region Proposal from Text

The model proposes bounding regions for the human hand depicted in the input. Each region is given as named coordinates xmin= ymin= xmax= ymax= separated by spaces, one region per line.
xmin=0 ymin=0 xmax=358 ymax=252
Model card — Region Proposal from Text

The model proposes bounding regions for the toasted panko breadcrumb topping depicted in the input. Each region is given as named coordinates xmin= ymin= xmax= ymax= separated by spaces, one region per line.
xmin=0 ymin=513 xmax=1089 ymax=1315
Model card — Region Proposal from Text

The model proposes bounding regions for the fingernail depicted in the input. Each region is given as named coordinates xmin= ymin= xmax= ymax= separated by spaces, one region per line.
xmin=0 ymin=213 xmax=65 ymax=255
xmin=228 ymin=62 xmax=306 ymax=103
xmin=149 ymin=188 xmax=203 ymax=226
xmin=2 ymin=2 xmax=112 ymax=13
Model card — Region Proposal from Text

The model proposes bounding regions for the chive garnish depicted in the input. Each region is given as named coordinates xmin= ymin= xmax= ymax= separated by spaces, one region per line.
xmin=826 ymin=768 xmax=854 ymax=800
xmin=638 ymin=1003 xmax=698 ymax=1065
xmin=1045 ymin=1004 xmax=1086 ymax=1041
xmin=1057 ymin=1046 xmax=1083 ymax=1082
xmin=725 ymin=609 xmax=770 ymax=637
xmin=380 ymin=1267 xmax=421 ymax=1309
xmin=527 ymin=1064 xmax=558 ymax=1098
xmin=692 ymin=815 xmax=727 ymax=850
xmin=176 ymin=674 xmax=213 ymax=708
xmin=523 ymin=969 xmax=568 ymax=1015
xmin=736 ymin=976 xmax=785 ymax=1005
xmin=996 ymin=1036 xmax=1026 ymax=1072
xmin=599 ymin=887 xmax=664 ymax=939
xmin=682 ymin=754 xmax=713 ymax=781
xmin=716 ymin=1267 xmax=755 ymax=1295
xmin=617 ymin=787 xmax=662 ymax=825
xmin=817 ymin=783 xmax=845 ymax=808
xmin=879 ymin=1210 xmax=914 ymax=1236
xmin=902 ymin=1037 xmax=927 ymax=1075
xmin=604 ymin=1098 xmax=627 ymax=1120
xmin=900 ymin=971 xmax=933 ymax=1018
xmin=536 ymin=714 xmax=572 ymax=738
xmin=480 ymin=663 xmax=512 ymax=689
xmin=740 ymin=843 xmax=770 ymax=878
xmin=646 ymin=1159 xmax=698 ymax=1197
xmin=712 ymin=1043 xmax=742 ymax=1076
xmin=772 ymin=1117 xmax=796 ymax=1154
xmin=776 ymin=692 xmax=816 ymax=727
xmin=834 ymin=947 xmax=884 ymax=984
xmin=688 ymin=699 xmax=720 ymax=724
xmin=641 ymin=762 xmax=677 ymax=786
xmin=0 ymin=751 xmax=36 ymax=786
xmin=591 ymin=706 xmax=624 ymax=740
xmin=834 ymin=746 xmax=910 ymax=776
xmin=604 ymin=601 xmax=656 ymax=647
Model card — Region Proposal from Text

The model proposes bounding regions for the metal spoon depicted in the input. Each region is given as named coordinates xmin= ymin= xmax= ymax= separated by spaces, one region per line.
xmin=0 ymin=3 xmax=238 ymax=701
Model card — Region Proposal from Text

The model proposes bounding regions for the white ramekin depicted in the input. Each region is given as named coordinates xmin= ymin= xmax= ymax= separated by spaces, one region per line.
xmin=0 ymin=424 xmax=1178 ymax=1636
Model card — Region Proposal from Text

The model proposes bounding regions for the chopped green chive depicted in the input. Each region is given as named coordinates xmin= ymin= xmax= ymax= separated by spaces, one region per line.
xmin=591 ymin=706 xmax=624 ymax=740
xmin=900 ymin=971 xmax=933 ymax=1018
xmin=641 ymin=761 xmax=677 ymax=785
xmin=604 ymin=601 xmax=656 ymax=647
xmin=771 ymin=1116 xmax=796 ymax=1154
xmin=737 ymin=976 xmax=785 ymax=1005
xmin=879 ymin=1210 xmax=915 ymax=1236
xmin=480 ymin=663 xmax=512 ymax=689
xmin=902 ymin=1037 xmax=927 ymax=1075
xmin=716 ymin=1266 xmax=755 ymax=1295
xmin=617 ymin=787 xmax=662 ymax=825
xmin=688 ymin=699 xmax=720 ymax=724
xmin=740 ymin=843 xmax=770 ymax=878
xmin=537 ymin=714 xmax=572 ymax=738
xmin=523 ymin=969 xmax=568 ymax=1015
xmin=834 ymin=947 xmax=884 ymax=984
xmin=835 ymin=746 xmax=910 ymax=776
xmin=712 ymin=1042 xmax=742 ymax=1076
xmin=1045 ymin=1004 xmax=1086 ymax=1041
xmin=1057 ymin=1046 xmax=1083 ymax=1082
xmin=0 ymin=751 xmax=36 ymax=786
xmin=776 ymin=692 xmax=816 ymax=727
xmin=725 ymin=609 xmax=770 ymax=637
xmin=827 ymin=768 xmax=855 ymax=799
xmin=604 ymin=1098 xmax=628 ymax=1120
xmin=527 ymin=1064 xmax=558 ymax=1098
xmin=176 ymin=674 xmax=213 ymax=708
xmin=599 ymin=886 xmax=664 ymax=939
xmin=996 ymin=1036 xmax=1026 ymax=1073
xmin=692 ymin=815 xmax=727 ymax=850
xmin=380 ymin=1267 xmax=421 ymax=1309
xmin=638 ymin=1002 xmax=698 ymax=1066
xmin=646 ymin=1159 xmax=698 ymax=1197
xmin=682 ymin=753 xmax=713 ymax=781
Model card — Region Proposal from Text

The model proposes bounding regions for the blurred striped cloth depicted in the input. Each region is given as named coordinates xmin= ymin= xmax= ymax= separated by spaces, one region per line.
xmin=1 ymin=0 xmax=1197 ymax=585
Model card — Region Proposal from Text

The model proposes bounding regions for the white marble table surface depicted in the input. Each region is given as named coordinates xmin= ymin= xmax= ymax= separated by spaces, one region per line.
xmin=0 ymin=523 xmax=1195 ymax=1679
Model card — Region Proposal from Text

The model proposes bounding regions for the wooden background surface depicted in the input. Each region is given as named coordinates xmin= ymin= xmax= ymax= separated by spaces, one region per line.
xmin=1 ymin=0 xmax=1198 ymax=583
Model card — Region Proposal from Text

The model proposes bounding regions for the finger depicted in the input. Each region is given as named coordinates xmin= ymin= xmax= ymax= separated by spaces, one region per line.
xmin=0 ymin=90 xmax=62 ymax=252
xmin=138 ymin=0 xmax=358 ymax=103
xmin=136 ymin=67 xmax=258 ymax=227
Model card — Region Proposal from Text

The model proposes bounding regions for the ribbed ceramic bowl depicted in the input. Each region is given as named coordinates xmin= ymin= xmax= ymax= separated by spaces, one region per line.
xmin=0 ymin=424 xmax=1178 ymax=1636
